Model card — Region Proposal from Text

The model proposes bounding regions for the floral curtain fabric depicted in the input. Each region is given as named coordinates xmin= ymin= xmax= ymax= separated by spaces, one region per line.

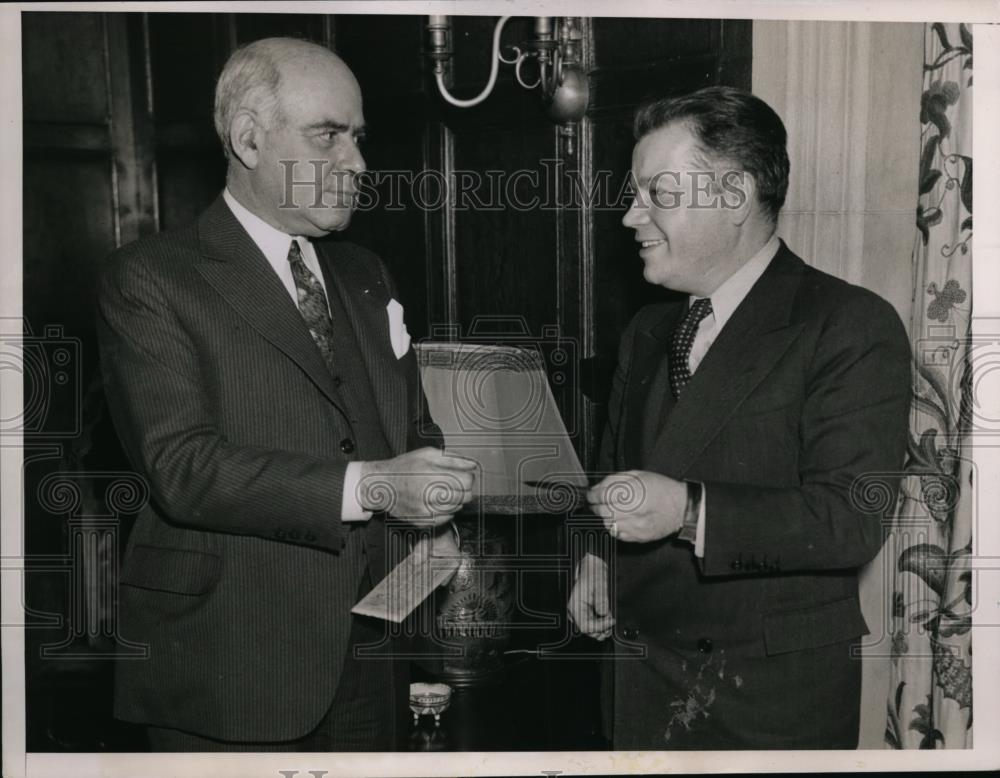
xmin=885 ymin=22 xmax=973 ymax=749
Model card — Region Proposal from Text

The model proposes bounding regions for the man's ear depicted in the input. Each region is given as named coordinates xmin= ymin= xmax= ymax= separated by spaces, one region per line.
xmin=229 ymin=110 xmax=262 ymax=170
xmin=722 ymin=171 xmax=755 ymax=226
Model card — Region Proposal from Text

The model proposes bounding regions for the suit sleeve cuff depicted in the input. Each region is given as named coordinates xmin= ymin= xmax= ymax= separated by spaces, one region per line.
xmin=341 ymin=461 xmax=374 ymax=522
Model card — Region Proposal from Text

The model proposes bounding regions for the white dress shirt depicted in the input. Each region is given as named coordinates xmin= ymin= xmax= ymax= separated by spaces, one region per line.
xmin=688 ymin=234 xmax=781 ymax=555
xmin=223 ymin=188 xmax=371 ymax=522
xmin=223 ymin=188 xmax=329 ymax=302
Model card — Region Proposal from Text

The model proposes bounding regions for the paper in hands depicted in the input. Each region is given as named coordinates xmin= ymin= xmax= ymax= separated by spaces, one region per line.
xmin=416 ymin=341 xmax=588 ymax=513
xmin=352 ymin=525 xmax=460 ymax=622
xmin=354 ymin=341 xmax=586 ymax=621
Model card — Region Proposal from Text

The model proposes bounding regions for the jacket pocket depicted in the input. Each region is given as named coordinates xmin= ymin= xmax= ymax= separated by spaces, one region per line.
xmin=119 ymin=544 xmax=222 ymax=596
xmin=762 ymin=596 xmax=869 ymax=656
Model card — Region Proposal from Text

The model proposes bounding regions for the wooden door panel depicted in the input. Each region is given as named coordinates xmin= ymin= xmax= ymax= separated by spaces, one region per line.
xmin=22 ymin=13 xmax=109 ymax=123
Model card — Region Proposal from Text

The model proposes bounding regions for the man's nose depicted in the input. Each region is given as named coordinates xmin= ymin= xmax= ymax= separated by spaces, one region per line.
xmin=622 ymin=199 xmax=648 ymax=229
xmin=338 ymin=138 xmax=366 ymax=176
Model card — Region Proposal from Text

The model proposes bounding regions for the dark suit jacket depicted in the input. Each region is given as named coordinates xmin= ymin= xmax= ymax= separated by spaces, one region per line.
xmin=97 ymin=196 xmax=432 ymax=742
xmin=600 ymin=242 xmax=911 ymax=749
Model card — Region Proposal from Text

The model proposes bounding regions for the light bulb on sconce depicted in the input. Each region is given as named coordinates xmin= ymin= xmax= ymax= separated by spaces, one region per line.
xmin=543 ymin=64 xmax=589 ymax=152
xmin=425 ymin=15 xmax=589 ymax=154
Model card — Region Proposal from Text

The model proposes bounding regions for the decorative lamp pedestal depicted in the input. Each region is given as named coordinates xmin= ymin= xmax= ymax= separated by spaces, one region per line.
xmin=432 ymin=515 xmax=513 ymax=688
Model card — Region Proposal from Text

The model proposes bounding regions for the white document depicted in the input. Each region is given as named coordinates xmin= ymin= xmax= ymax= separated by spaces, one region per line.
xmin=352 ymin=530 xmax=460 ymax=622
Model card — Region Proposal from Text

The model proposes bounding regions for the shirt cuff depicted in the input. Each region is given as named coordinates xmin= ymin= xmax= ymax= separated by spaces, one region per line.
xmin=341 ymin=461 xmax=374 ymax=522
xmin=677 ymin=481 xmax=706 ymax=557
xmin=676 ymin=480 xmax=701 ymax=546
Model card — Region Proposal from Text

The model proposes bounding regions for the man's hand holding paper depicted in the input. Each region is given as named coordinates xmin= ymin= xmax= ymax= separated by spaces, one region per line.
xmin=356 ymin=446 xmax=477 ymax=526
xmin=586 ymin=470 xmax=686 ymax=543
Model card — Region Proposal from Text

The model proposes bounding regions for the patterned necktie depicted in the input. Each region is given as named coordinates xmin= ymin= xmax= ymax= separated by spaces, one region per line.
xmin=668 ymin=297 xmax=713 ymax=398
xmin=287 ymin=239 xmax=335 ymax=370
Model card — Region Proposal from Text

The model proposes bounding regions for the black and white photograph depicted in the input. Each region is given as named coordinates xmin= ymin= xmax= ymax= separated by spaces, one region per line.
xmin=2 ymin=1 xmax=998 ymax=775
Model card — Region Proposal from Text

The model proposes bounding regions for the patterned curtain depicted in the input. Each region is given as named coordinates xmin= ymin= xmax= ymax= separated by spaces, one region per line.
xmin=885 ymin=22 xmax=973 ymax=749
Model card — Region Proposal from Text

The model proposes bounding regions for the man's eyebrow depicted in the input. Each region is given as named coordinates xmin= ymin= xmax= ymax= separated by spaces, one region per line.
xmin=645 ymin=172 xmax=685 ymax=187
xmin=303 ymin=120 xmax=367 ymax=135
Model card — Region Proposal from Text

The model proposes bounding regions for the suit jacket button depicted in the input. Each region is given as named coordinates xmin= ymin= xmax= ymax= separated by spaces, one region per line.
xmin=340 ymin=438 xmax=355 ymax=454
xmin=697 ymin=638 xmax=713 ymax=654
xmin=332 ymin=375 xmax=343 ymax=388
xmin=305 ymin=531 xmax=317 ymax=543
xmin=622 ymin=627 xmax=639 ymax=641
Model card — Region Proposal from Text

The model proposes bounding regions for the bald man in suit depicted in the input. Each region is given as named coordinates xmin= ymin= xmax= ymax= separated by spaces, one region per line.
xmin=98 ymin=37 xmax=474 ymax=751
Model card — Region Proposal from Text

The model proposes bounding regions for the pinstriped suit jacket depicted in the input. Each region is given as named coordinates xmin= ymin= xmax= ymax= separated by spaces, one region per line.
xmin=97 ymin=195 xmax=432 ymax=742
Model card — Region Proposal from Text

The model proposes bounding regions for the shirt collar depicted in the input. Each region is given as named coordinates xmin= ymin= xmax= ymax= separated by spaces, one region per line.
xmin=223 ymin=188 xmax=308 ymax=266
xmin=694 ymin=233 xmax=781 ymax=330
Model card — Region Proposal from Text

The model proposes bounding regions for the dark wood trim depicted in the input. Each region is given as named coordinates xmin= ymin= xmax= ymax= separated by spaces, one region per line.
xmin=101 ymin=14 xmax=124 ymax=247
xmin=586 ymin=54 xmax=725 ymax=114
xmin=575 ymin=114 xmax=597 ymax=469
xmin=106 ymin=13 xmax=158 ymax=245
xmin=553 ymin=22 xmax=596 ymax=465
xmin=139 ymin=13 xmax=161 ymax=233
xmin=217 ymin=13 xmax=238 ymax=69
xmin=718 ymin=19 xmax=753 ymax=91
xmin=322 ymin=14 xmax=335 ymax=51
xmin=578 ymin=17 xmax=597 ymax=470
xmin=154 ymin=120 xmax=221 ymax=150
xmin=422 ymin=122 xmax=457 ymax=337
xmin=442 ymin=127 xmax=457 ymax=331
xmin=23 ymin=123 xmax=110 ymax=153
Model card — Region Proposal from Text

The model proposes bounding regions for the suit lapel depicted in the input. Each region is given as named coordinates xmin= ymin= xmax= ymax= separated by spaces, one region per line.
xmin=622 ymin=304 xmax=684 ymax=469
xmin=316 ymin=240 xmax=409 ymax=456
xmin=644 ymin=245 xmax=807 ymax=478
xmin=194 ymin=196 xmax=345 ymax=411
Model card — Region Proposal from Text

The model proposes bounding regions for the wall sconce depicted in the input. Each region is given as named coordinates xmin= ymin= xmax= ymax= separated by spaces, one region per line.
xmin=426 ymin=16 xmax=589 ymax=152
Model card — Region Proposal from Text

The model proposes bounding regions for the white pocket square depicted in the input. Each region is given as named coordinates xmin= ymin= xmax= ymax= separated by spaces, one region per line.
xmin=386 ymin=298 xmax=411 ymax=359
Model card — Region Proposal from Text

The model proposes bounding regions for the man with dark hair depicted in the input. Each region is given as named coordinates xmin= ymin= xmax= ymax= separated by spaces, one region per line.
xmin=98 ymin=37 xmax=475 ymax=751
xmin=568 ymin=86 xmax=911 ymax=749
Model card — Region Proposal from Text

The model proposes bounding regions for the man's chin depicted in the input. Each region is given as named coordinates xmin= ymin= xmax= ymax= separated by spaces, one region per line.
xmin=305 ymin=210 xmax=353 ymax=235
xmin=641 ymin=261 xmax=669 ymax=288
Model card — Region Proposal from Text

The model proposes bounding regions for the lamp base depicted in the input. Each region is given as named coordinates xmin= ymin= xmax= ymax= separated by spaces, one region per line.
xmin=431 ymin=516 xmax=513 ymax=688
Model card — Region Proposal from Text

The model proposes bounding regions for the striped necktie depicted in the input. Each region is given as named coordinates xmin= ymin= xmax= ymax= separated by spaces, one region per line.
xmin=287 ymin=239 xmax=335 ymax=370
xmin=668 ymin=297 xmax=713 ymax=398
